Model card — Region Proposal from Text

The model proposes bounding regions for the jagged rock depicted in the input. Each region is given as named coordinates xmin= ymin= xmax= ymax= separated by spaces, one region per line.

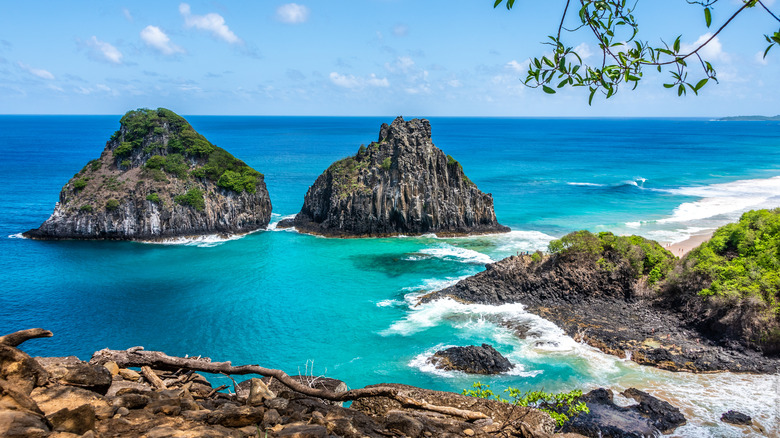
xmin=621 ymin=388 xmax=685 ymax=433
xmin=721 ymin=410 xmax=752 ymax=425
xmin=290 ymin=117 xmax=509 ymax=237
xmin=429 ymin=344 xmax=514 ymax=375
xmin=262 ymin=375 xmax=348 ymax=407
xmin=24 ymin=108 xmax=272 ymax=241
xmin=0 ymin=410 xmax=50 ymax=438
xmin=31 ymin=385 xmax=114 ymax=420
xmin=47 ymin=404 xmax=96 ymax=435
xmin=245 ymin=378 xmax=275 ymax=406
xmin=0 ymin=345 xmax=49 ymax=394
xmin=206 ymin=403 xmax=264 ymax=427
xmin=563 ymin=388 xmax=685 ymax=437
xmin=35 ymin=356 xmax=112 ymax=394
xmin=118 ymin=368 xmax=141 ymax=381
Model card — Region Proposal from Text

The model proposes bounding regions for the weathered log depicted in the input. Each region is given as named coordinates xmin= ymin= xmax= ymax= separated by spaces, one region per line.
xmin=0 ymin=328 xmax=53 ymax=347
xmin=141 ymin=366 xmax=167 ymax=390
xmin=90 ymin=347 xmax=488 ymax=421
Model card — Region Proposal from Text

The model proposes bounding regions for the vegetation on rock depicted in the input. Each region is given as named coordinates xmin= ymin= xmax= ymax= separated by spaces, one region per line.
xmin=174 ymin=188 xmax=205 ymax=211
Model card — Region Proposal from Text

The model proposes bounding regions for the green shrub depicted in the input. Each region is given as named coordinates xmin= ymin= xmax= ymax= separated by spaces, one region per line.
xmin=145 ymin=155 xmax=165 ymax=170
xmin=190 ymin=167 xmax=206 ymax=179
xmin=381 ymin=157 xmax=392 ymax=170
xmin=120 ymin=159 xmax=131 ymax=168
xmin=73 ymin=179 xmax=88 ymax=191
xmin=217 ymin=169 xmax=258 ymax=193
xmin=174 ymin=188 xmax=205 ymax=211
xmin=105 ymin=199 xmax=120 ymax=211
xmin=89 ymin=159 xmax=102 ymax=172
xmin=531 ymin=251 xmax=542 ymax=263
xmin=114 ymin=142 xmax=134 ymax=157
xmin=447 ymin=154 xmax=458 ymax=166
xmin=146 ymin=193 xmax=161 ymax=203
xmin=79 ymin=204 xmax=93 ymax=213
xmin=463 ymin=382 xmax=588 ymax=428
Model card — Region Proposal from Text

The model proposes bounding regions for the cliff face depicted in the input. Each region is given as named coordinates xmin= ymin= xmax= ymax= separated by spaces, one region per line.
xmin=289 ymin=117 xmax=509 ymax=237
xmin=24 ymin=108 xmax=272 ymax=240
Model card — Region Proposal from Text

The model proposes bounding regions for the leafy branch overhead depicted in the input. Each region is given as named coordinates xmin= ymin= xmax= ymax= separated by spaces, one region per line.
xmin=494 ymin=0 xmax=780 ymax=103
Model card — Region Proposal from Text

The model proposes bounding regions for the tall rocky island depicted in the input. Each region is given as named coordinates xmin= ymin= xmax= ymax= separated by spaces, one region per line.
xmin=24 ymin=108 xmax=272 ymax=240
xmin=283 ymin=117 xmax=509 ymax=237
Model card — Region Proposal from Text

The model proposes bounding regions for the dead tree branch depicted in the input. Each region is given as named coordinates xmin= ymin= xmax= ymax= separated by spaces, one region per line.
xmin=0 ymin=328 xmax=53 ymax=347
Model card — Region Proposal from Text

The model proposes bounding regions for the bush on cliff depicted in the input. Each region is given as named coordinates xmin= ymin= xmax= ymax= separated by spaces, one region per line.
xmin=175 ymin=188 xmax=205 ymax=211
xmin=666 ymin=209 xmax=780 ymax=353
xmin=548 ymin=231 xmax=675 ymax=283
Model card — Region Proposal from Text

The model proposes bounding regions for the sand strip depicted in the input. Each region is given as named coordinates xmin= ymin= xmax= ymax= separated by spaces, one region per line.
xmin=664 ymin=232 xmax=714 ymax=257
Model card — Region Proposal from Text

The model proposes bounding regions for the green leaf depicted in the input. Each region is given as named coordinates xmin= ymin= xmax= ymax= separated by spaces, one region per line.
xmin=695 ymin=78 xmax=708 ymax=90
xmin=557 ymin=79 xmax=568 ymax=88
xmin=673 ymin=36 xmax=681 ymax=53
xmin=704 ymin=8 xmax=712 ymax=28
xmin=663 ymin=83 xmax=675 ymax=88
xmin=494 ymin=0 xmax=502 ymax=8
xmin=542 ymin=85 xmax=557 ymax=94
xmin=677 ymin=84 xmax=685 ymax=96
xmin=764 ymin=44 xmax=774 ymax=59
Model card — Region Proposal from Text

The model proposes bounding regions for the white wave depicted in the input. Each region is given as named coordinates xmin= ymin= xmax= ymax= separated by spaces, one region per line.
xmin=375 ymin=299 xmax=405 ymax=308
xmin=491 ymin=230 xmax=557 ymax=254
xmin=567 ymin=182 xmax=605 ymax=187
xmin=644 ymin=226 xmax=714 ymax=244
xmin=625 ymin=221 xmax=641 ymax=229
xmin=659 ymin=175 xmax=780 ymax=224
xmin=7 ymin=233 xmax=26 ymax=239
xmin=267 ymin=214 xmax=296 ymax=231
xmin=142 ymin=232 xmax=248 ymax=248
xmin=418 ymin=244 xmax=493 ymax=265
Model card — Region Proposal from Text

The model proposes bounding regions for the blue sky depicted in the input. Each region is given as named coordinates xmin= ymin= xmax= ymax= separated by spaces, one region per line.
xmin=1 ymin=0 xmax=778 ymax=116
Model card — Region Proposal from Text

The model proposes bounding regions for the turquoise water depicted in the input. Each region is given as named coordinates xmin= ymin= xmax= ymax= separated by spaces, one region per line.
xmin=1 ymin=116 xmax=779 ymax=436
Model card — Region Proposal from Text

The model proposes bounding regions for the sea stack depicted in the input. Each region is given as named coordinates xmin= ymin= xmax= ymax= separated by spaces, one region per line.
xmin=24 ymin=108 xmax=272 ymax=240
xmin=283 ymin=116 xmax=509 ymax=237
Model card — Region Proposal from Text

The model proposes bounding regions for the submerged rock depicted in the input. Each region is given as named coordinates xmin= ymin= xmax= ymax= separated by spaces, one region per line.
xmin=24 ymin=108 xmax=272 ymax=241
xmin=290 ymin=116 xmax=510 ymax=237
xmin=721 ymin=410 xmax=752 ymax=425
xmin=429 ymin=344 xmax=514 ymax=374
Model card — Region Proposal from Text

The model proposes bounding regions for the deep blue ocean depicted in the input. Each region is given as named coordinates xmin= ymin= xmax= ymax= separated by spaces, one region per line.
xmin=1 ymin=116 xmax=779 ymax=436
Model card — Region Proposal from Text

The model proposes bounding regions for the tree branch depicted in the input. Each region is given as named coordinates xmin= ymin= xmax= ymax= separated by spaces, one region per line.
xmin=0 ymin=328 xmax=53 ymax=347
xmin=90 ymin=347 xmax=489 ymax=421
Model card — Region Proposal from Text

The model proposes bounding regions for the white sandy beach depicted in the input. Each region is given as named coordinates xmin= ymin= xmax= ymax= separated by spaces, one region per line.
xmin=665 ymin=232 xmax=714 ymax=257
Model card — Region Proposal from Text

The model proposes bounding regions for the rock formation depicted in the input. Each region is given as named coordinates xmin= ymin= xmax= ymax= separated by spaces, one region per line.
xmin=282 ymin=116 xmax=509 ymax=237
xmin=428 ymin=344 xmax=514 ymax=375
xmin=24 ymin=108 xmax=272 ymax=241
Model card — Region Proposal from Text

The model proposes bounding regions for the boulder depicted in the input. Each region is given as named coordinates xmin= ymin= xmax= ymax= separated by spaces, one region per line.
xmin=721 ymin=410 xmax=752 ymax=425
xmin=35 ymin=356 xmax=112 ymax=395
xmin=428 ymin=344 xmax=514 ymax=374
xmin=621 ymin=387 xmax=685 ymax=433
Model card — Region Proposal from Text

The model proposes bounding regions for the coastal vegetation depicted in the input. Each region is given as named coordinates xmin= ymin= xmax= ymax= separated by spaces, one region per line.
xmin=463 ymin=382 xmax=588 ymax=428
xmin=174 ymin=188 xmax=205 ymax=211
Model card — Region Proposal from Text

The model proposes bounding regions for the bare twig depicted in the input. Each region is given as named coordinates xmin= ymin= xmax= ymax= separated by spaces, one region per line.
xmin=0 ymin=328 xmax=53 ymax=347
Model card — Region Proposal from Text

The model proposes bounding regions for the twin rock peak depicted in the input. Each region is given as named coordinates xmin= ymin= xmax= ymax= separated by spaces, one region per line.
xmin=25 ymin=110 xmax=508 ymax=241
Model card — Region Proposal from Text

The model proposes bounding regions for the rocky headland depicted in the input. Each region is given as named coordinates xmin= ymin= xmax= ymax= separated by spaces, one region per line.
xmin=24 ymin=108 xmax=272 ymax=241
xmin=280 ymin=117 xmax=509 ymax=237
xmin=422 ymin=229 xmax=780 ymax=373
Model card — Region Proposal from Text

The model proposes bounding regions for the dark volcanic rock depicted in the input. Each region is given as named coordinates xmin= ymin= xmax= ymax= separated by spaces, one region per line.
xmin=429 ymin=344 xmax=514 ymax=374
xmin=35 ymin=356 xmax=112 ymax=395
xmin=721 ymin=410 xmax=752 ymax=425
xmin=564 ymin=388 xmax=685 ymax=437
xmin=423 ymin=253 xmax=780 ymax=373
xmin=290 ymin=116 xmax=510 ymax=237
xmin=24 ymin=108 xmax=272 ymax=241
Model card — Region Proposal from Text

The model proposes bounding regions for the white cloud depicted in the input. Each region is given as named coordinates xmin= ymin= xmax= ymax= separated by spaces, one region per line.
xmin=393 ymin=24 xmax=408 ymax=37
xmin=447 ymin=79 xmax=462 ymax=88
xmin=276 ymin=3 xmax=309 ymax=24
xmin=86 ymin=36 xmax=123 ymax=64
xmin=179 ymin=3 xmax=241 ymax=44
xmin=329 ymin=72 xmax=389 ymax=89
xmin=17 ymin=62 xmax=54 ymax=80
xmin=681 ymin=33 xmax=729 ymax=62
xmin=140 ymin=25 xmax=184 ymax=55
xmin=506 ymin=60 xmax=529 ymax=74
xmin=385 ymin=56 xmax=415 ymax=73
xmin=122 ymin=8 xmax=133 ymax=22
xmin=573 ymin=42 xmax=593 ymax=60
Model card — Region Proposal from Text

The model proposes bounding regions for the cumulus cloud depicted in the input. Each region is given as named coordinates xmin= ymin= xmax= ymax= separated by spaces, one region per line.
xmin=140 ymin=25 xmax=184 ymax=55
xmin=506 ymin=59 xmax=529 ymax=74
xmin=681 ymin=33 xmax=729 ymax=62
xmin=86 ymin=36 xmax=123 ymax=64
xmin=276 ymin=3 xmax=310 ymax=24
xmin=179 ymin=3 xmax=241 ymax=44
xmin=385 ymin=56 xmax=415 ymax=73
xmin=329 ymin=72 xmax=388 ymax=89
xmin=17 ymin=62 xmax=54 ymax=80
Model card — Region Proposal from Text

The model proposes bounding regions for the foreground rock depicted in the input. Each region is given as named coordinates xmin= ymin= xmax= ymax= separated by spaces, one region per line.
xmin=24 ymin=108 xmax=272 ymax=241
xmin=0 ymin=329 xmax=570 ymax=438
xmin=429 ymin=344 xmax=514 ymax=374
xmin=563 ymin=388 xmax=685 ymax=437
xmin=285 ymin=116 xmax=510 ymax=237
xmin=423 ymin=250 xmax=779 ymax=373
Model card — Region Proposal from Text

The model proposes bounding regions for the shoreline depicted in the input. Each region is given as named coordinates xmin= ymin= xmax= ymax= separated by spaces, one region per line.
xmin=664 ymin=231 xmax=714 ymax=257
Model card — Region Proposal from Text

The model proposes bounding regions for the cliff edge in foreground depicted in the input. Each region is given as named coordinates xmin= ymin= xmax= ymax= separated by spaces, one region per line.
xmin=24 ymin=108 xmax=272 ymax=241
xmin=284 ymin=117 xmax=509 ymax=237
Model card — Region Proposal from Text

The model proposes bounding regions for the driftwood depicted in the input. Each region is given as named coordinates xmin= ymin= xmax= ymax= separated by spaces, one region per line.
xmin=141 ymin=366 xmax=168 ymax=390
xmin=90 ymin=347 xmax=489 ymax=421
xmin=0 ymin=328 xmax=53 ymax=347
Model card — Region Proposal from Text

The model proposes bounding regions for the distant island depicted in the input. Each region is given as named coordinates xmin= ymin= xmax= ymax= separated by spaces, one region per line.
xmin=719 ymin=115 xmax=780 ymax=121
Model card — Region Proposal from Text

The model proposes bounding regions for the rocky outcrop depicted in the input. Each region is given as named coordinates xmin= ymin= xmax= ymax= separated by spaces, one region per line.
xmin=24 ymin=108 xmax=272 ymax=241
xmin=0 ymin=329 xmax=565 ymax=438
xmin=428 ymin=344 xmax=514 ymax=374
xmin=563 ymin=388 xmax=685 ymax=437
xmin=285 ymin=116 xmax=509 ymax=237
xmin=423 ymin=252 xmax=780 ymax=373
xmin=721 ymin=410 xmax=752 ymax=425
